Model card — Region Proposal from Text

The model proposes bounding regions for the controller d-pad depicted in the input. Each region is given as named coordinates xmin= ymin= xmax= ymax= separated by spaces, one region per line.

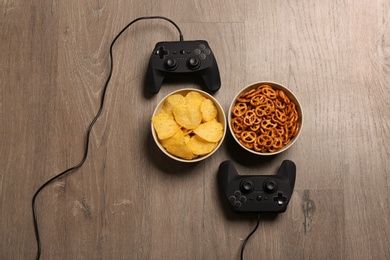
xmin=156 ymin=46 xmax=169 ymax=59
xmin=273 ymin=192 xmax=287 ymax=206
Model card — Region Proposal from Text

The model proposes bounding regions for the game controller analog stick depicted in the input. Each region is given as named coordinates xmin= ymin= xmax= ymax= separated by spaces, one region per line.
xmin=187 ymin=57 xmax=200 ymax=70
xmin=146 ymin=40 xmax=221 ymax=93
xmin=165 ymin=58 xmax=178 ymax=70
xmin=240 ymin=179 xmax=254 ymax=193
xmin=264 ymin=179 xmax=278 ymax=193
xmin=218 ymin=160 xmax=296 ymax=213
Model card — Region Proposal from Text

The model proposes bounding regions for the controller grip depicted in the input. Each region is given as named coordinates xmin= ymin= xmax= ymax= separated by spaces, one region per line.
xmin=200 ymin=66 xmax=221 ymax=92
xmin=218 ymin=160 xmax=237 ymax=192
xmin=278 ymin=160 xmax=296 ymax=191
xmin=145 ymin=61 xmax=164 ymax=94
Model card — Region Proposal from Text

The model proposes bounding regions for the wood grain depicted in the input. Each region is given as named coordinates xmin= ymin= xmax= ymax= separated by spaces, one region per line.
xmin=1 ymin=0 xmax=389 ymax=259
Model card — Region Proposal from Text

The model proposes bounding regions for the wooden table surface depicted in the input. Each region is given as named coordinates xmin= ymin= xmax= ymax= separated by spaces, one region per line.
xmin=1 ymin=1 xmax=389 ymax=259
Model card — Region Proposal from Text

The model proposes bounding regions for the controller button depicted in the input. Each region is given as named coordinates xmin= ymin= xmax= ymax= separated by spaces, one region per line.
xmin=240 ymin=179 xmax=254 ymax=193
xmin=187 ymin=57 xmax=200 ymax=70
xmin=234 ymin=201 xmax=242 ymax=208
xmin=194 ymin=48 xmax=201 ymax=55
xmin=229 ymin=196 xmax=236 ymax=203
xmin=156 ymin=46 xmax=169 ymax=59
xmin=199 ymin=53 xmax=207 ymax=60
xmin=165 ymin=58 xmax=178 ymax=70
xmin=180 ymin=50 xmax=186 ymax=55
xmin=199 ymin=44 xmax=206 ymax=50
xmin=239 ymin=196 xmax=247 ymax=203
xmin=234 ymin=190 xmax=241 ymax=197
xmin=256 ymin=196 xmax=262 ymax=201
xmin=277 ymin=201 xmax=284 ymax=206
xmin=204 ymin=48 xmax=211 ymax=55
xmin=264 ymin=179 xmax=278 ymax=193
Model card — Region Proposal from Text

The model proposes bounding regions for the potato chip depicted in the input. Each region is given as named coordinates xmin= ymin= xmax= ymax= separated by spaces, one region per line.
xmin=181 ymin=128 xmax=193 ymax=136
xmin=188 ymin=135 xmax=218 ymax=155
xmin=162 ymin=94 xmax=186 ymax=116
xmin=152 ymin=111 xmax=180 ymax=140
xmin=173 ymin=104 xmax=202 ymax=129
xmin=193 ymin=119 xmax=223 ymax=142
xmin=200 ymin=99 xmax=218 ymax=122
xmin=185 ymin=91 xmax=205 ymax=110
xmin=160 ymin=130 xmax=195 ymax=160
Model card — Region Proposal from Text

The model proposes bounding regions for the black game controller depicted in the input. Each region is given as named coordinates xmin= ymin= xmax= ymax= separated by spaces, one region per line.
xmin=145 ymin=40 xmax=221 ymax=93
xmin=218 ymin=160 xmax=296 ymax=213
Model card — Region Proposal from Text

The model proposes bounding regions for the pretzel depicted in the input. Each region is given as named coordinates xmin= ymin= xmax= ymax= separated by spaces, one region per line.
xmin=255 ymin=103 xmax=274 ymax=117
xmin=257 ymin=135 xmax=274 ymax=148
xmin=261 ymin=119 xmax=277 ymax=130
xmin=249 ymin=117 xmax=261 ymax=132
xmin=231 ymin=85 xmax=300 ymax=153
xmin=245 ymin=89 xmax=262 ymax=99
xmin=232 ymin=103 xmax=247 ymax=117
xmin=272 ymin=137 xmax=284 ymax=149
xmin=250 ymin=94 xmax=267 ymax=106
xmin=260 ymin=86 xmax=277 ymax=99
xmin=249 ymin=123 xmax=260 ymax=132
xmin=231 ymin=117 xmax=245 ymax=134
xmin=241 ymin=131 xmax=257 ymax=143
xmin=237 ymin=96 xmax=251 ymax=103
xmin=278 ymin=90 xmax=290 ymax=104
xmin=272 ymin=109 xmax=287 ymax=124
xmin=253 ymin=139 xmax=266 ymax=152
xmin=275 ymin=98 xmax=286 ymax=110
xmin=243 ymin=110 xmax=257 ymax=126
xmin=241 ymin=88 xmax=257 ymax=97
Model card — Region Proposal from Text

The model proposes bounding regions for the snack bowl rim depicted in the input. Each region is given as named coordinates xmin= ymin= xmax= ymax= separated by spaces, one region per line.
xmin=228 ymin=81 xmax=303 ymax=156
xmin=151 ymin=88 xmax=227 ymax=163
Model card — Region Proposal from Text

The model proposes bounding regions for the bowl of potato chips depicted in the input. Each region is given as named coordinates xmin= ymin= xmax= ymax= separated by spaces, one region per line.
xmin=151 ymin=88 xmax=226 ymax=162
xmin=229 ymin=81 xmax=303 ymax=155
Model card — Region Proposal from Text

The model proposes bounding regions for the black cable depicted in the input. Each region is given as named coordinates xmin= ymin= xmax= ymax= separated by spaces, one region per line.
xmin=240 ymin=213 xmax=261 ymax=260
xmin=31 ymin=16 xmax=184 ymax=260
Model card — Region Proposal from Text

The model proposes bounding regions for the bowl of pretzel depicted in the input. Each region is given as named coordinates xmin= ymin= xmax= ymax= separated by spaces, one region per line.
xmin=229 ymin=81 xmax=303 ymax=155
